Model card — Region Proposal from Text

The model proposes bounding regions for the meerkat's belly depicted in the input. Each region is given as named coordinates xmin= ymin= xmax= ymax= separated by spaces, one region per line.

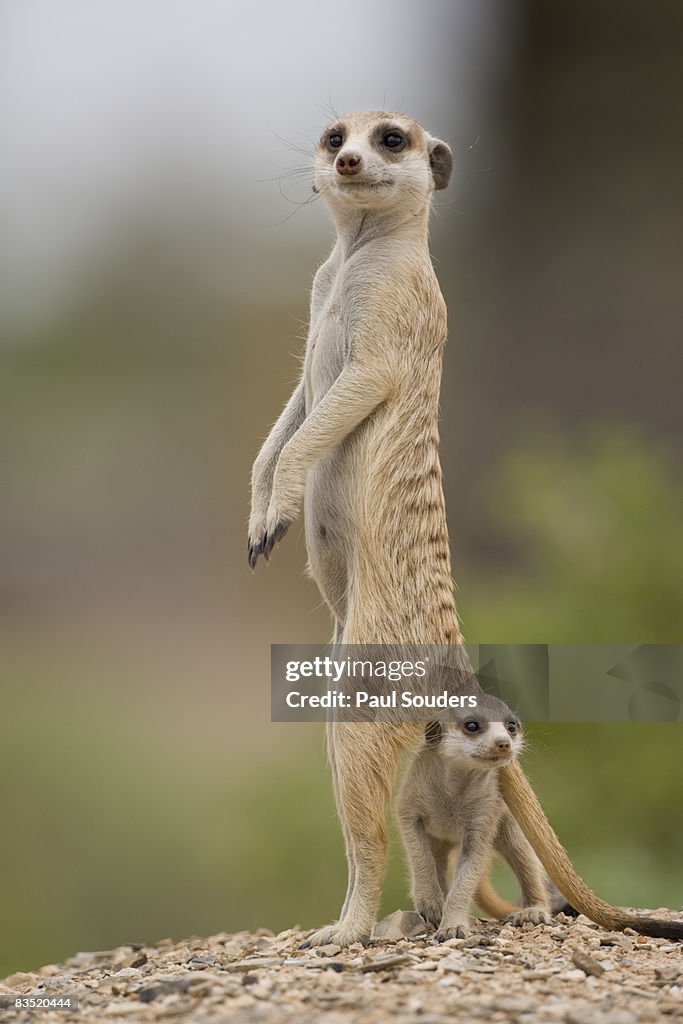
xmin=301 ymin=305 xmax=364 ymax=618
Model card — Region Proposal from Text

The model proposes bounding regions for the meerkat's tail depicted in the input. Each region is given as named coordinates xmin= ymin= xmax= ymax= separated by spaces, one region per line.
xmin=475 ymin=863 xmax=576 ymax=920
xmin=500 ymin=761 xmax=683 ymax=940
xmin=475 ymin=873 xmax=518 ymax=919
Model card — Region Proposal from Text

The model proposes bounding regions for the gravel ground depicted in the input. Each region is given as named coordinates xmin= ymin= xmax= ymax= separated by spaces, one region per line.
xmin=2 ymin=912 xmax=682 ymax=1024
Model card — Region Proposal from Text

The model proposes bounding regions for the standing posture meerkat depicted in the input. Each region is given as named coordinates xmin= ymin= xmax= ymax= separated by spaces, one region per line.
xmin=397 ymin=697 xmax=550 ymax=941
xmin=248 ymin=111 xmax=683 ymax=944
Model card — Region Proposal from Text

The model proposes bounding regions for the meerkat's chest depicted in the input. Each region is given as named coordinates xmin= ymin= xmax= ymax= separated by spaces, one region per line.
xmin=304 ymin=272 xmax=354 ymax=408
xmin=421 ymin=772 xmax=502 ymax=844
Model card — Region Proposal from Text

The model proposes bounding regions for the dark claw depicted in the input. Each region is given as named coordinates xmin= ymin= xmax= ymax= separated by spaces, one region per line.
xmin=272 ymin=520 xmax=290 ymax=544
xmin=433 ymin=927 xmax=465 ymax=943
xmin=264 ymin=520 xmax=291 ymax=562
xmin=248 ymin=520 xmax=292 ymax=570
xmin=299 ymin=940 xmax=311 ymax=950
xmin=247 ymin=539 xmax=263 ymax=570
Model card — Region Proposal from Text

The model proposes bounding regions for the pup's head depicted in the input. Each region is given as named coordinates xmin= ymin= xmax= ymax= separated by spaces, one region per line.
xmin=313 ymin=111 xmax=452 ymax=213
xmin=424 ymin=694 xmax=523 ymax=770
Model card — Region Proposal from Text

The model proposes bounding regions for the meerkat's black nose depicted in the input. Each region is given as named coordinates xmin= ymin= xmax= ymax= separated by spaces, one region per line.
xmin=495 ymin=737 xmax=511 ymax=751
xmin=336 ymin=152 xmax=362 ymax=176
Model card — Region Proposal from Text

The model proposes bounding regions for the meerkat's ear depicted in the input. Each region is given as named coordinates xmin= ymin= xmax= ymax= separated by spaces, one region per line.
xmin=428 ymin=137 xmax=453 ymax=190
xmin=425 ymin=720 xmax=443 ymax=747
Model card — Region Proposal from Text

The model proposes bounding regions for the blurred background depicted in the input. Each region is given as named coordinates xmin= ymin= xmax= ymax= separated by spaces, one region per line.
xmin=1 ymin=0 xmax=682 ymax=975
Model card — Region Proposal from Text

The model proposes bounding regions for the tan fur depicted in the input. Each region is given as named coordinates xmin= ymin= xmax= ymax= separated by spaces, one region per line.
xmin=248 ymin=111 xmax=683 ymax=944
xmin=396 ymin=703 xmax=550 ymax=940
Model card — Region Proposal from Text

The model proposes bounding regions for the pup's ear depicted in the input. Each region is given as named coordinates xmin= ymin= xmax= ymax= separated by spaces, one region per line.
xmin=425 ymin=720 xmax=443 ymax=747
xmin=428 ymin=137 xmax=453 ymax=191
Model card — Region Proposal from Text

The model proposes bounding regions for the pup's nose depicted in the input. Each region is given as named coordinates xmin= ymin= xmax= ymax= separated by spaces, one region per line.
xmin=336 ymin=151 xmax=362 ymax=176
xmin=495 ymin=737 xmax=511 ymax=752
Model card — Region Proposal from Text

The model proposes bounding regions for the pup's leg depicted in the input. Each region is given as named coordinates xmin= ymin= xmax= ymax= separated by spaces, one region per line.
xmin=430 ymin=836 xmax=451 ymax=898
xmin=494 ymin=811 xmax=551 ymax=927
xmin=396 ymin=814 xmax=445 ymax=930
xmin=435 ymin=812 xmax=497 ymax=942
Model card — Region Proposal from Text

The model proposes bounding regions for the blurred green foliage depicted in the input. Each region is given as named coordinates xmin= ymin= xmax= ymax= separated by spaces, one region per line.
xmin=461 ymin=425 xmax=683 ymax=643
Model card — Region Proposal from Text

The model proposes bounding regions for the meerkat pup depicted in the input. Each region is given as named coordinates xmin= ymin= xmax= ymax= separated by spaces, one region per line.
xmin=397 ymin=696 xmax=550 ymax=941
xmin=249 ymin=110 xmax=683 ymax=945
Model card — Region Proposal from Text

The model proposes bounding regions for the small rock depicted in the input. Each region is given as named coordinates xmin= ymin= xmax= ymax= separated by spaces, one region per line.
xmin=187 ymin=953 xmax=220 ymax=969
xmin=571 ymin=951 xmax=605 ymax=977
xmin=599 ymin=934 xmax=634 ymax=949
xmin=439 ymin=954 xmax=464 ymax=973
xmin=373 ymin=910 xmax=429 ymax=941
xmin=655 ymin=965 xmax=680 ymax=983
xmin=3 ymin=973 xmax=40 ymax=991
xmin=118 ymin=951 xmax=147 ymax=970
xmin=224 ymin=956 xmax=285 ymax=972
xmin=358 ymin=953 xmax=414 ymax=972
xmin=314 ymin=944 xmax=342 ymax=958
xmin=559 ymin=968 xmax=588 ymax=981
xmin=137 ymin=979 xmax=191 ymax=1003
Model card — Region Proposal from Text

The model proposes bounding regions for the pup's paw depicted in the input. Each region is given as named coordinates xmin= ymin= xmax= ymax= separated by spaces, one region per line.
xmin=415 ymin=897 xmax=443 ymax=931
xmin=433 ymin=923 xmax=469 ymax=943
xmin=506 ymin=906 xmax=551 ymax=927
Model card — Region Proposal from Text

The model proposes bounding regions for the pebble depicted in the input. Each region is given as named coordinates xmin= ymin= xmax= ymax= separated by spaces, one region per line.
xmin=3 ymin=913 xmax=681 ymax=1023
xmin=571 ymin=951 xmax=606 ymax=977
xmin=373 ymin=910 xmax=429 ymax=941
xmin=314 ymin=944 xmax=343 ymax=958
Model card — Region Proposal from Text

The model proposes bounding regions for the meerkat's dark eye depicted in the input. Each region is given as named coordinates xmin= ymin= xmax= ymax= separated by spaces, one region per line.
xmin=327 ymin=132 xmax=343 ymax=149
xmin=383 ymin=131 xmax=405 ymax=149
xmin=507 ymin=720 xmax=518 ymax=735
xmin=464 ymin=720 xmax=480 ymax=734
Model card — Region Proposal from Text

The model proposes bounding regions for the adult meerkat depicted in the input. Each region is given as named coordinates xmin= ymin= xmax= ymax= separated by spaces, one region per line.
xmin=397 ymin=696 xmax=550 ymax=941
xmin=248 ymin=111 xmax=683 ymax=944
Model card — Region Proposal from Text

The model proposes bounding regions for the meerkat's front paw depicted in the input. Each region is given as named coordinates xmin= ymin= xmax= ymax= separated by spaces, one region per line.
xmin=506 ymin=906 xmax=550 ymax=927
xmin=247 ymin=473 xmax=273 ymax=569
xmin=300 ymin=923 xmax=372 ymax=949
xmin=247 ymin=510 xmax=268 ymax=569
xmin=248 ymin=514 xmax=291 ymax=570
xmin=433 ymin=922 xmax=470 ymax=942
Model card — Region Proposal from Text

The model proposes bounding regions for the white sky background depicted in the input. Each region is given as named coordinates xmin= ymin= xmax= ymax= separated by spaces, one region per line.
xmin=1 ymin=0 xmax=513 ymax=326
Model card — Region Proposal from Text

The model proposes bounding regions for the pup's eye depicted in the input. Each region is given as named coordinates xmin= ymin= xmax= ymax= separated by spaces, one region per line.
xmin=464 ymin=720 xmax=480 ymax=734
xmin=383 ymin=131 xmax=405 ymax=149
xmin=328 ymin=132 xmax=343 ymax=149
xmin=507 ymin=720 xmax=518 ymax=735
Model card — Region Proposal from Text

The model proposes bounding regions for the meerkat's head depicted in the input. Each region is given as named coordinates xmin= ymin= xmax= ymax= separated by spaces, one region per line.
xmin=424 ymin=695 xmax=523 ymax=770
xmin=313 ymin=111 xmax=453 ymax=214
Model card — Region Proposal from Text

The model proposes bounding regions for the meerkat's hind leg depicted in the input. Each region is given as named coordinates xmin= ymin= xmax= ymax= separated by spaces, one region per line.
xmin=302 ymin=724 xmax=400 ymax=948
xmin=325 ymin=718 xmax=356 ymax=922
xmin=494 ymin=812 xmax=551 ymax=927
